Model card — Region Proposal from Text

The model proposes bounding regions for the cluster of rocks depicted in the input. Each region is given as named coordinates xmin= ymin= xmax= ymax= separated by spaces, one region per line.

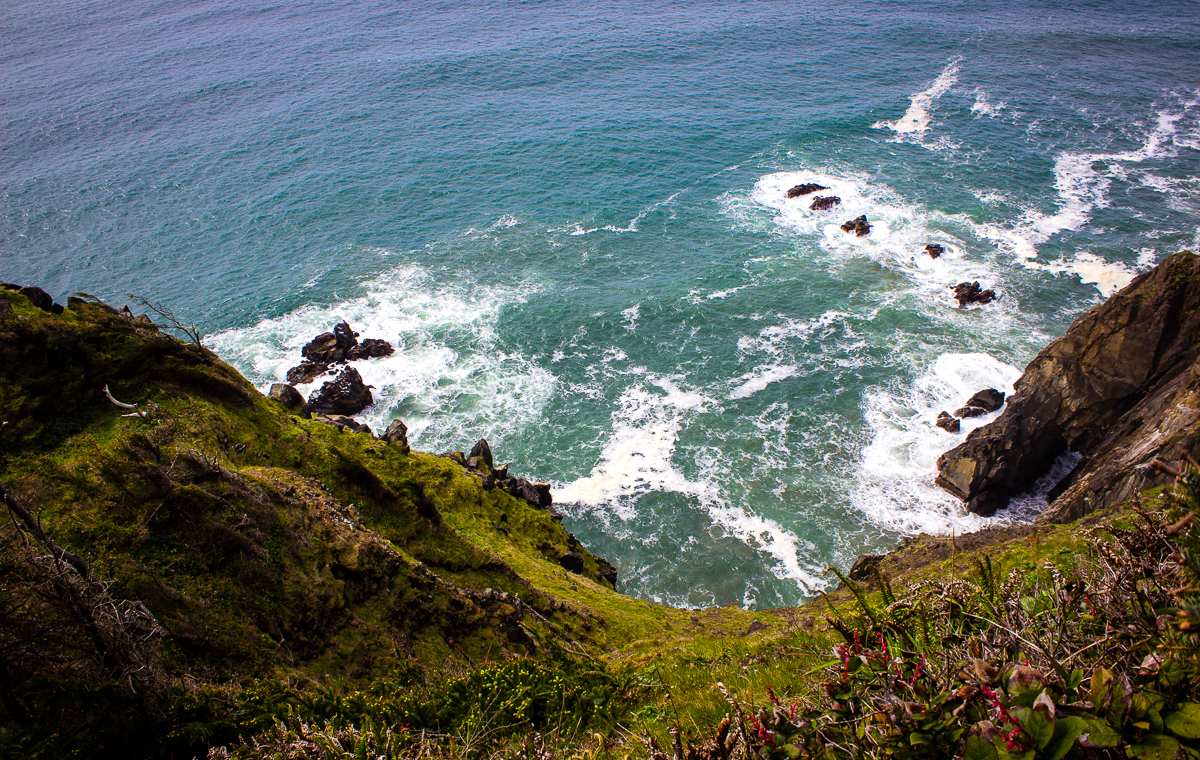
xmin=840 ymin=215 xmax=870 ymax=237
xmin=443 ymin=438 xmax=560 ymax=516
xmin=270 ymin=321 xmax=396 ymax=425
xmin=951 ymin=281 xmax=997 ymax=308
xmin=934 ymin=388 xmax=1006 ymax=433
xmin=286 ymin=321 xmax=394 ymax=385
xmin=783 ymin=182 xmax=841 ymax=212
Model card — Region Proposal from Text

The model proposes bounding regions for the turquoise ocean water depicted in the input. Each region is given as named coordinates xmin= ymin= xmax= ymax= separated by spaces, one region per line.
xmin=4 ymin=0 xmax=1200 ymax=607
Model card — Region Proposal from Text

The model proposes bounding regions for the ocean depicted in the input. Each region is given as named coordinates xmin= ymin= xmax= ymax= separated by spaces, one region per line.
xmin=3 ymin=0 xmax=1199 ymax=608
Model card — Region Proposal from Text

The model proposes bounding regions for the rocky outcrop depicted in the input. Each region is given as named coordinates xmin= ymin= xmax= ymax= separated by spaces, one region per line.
xmin=810 ymin=196 xmax=840 ymax=212
xmin=286 ymin=321 xmax=394 ymax=385
xmin=306 ymin=366 xmax=373 ymax=416
xmin=936 ymin=252 xmax=1200 ymax=518
xmin=925 ymin=244 xmax=944 ymax=260
xmin=787 ymin=183 xmax=828 ymax=198
xmin=951 ymin=282 xmax=997 ymax=308
xmin=381 ymin=419 xmax=410 ymax=453
xmin=841 ymin=215 xmax=870 ymax=237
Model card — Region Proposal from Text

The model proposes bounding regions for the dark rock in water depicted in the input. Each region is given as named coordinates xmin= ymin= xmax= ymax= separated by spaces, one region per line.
xmin=19 ymin=286 xmax=56 ymax=313
xmin=786 ymin=182 xmax=828 ymax=198
xmin=925 ymin=243 xmax=944 ymax=259
xmin=809 ymin=195 xmax=841 ymax=212
xmin=966 ymin=388 xmax=1005 ymax=413
xmin=382 ymin=419 xmax=410 ymax=452
xmin=559 ymin=551 xmax=585 ymax=574
xmin=951 ymin=281 xmax=997 ymax=308
xmin=269 ymin=383 xmax=309 ymax=417
xmin=596 ymin=556 xmax=618 ymax=587
xmin=289 ymin=322 xmax=394 ymax=385
xmin=317 ymin=414 xmax=373 ymax=436
xmin=936 ymin=252 xmax=1200 ymax=520
xmin=935 ymin=411 xmax=961 ymax=433
xmin=840 ymin=215 xmax=870 ymax=237
xmin=469 ymin=439 xmax=494 ymax=469
xmin=286 ymin=361 xmax=328 ymax=385
xmin=347 ymin=338 xmax=394 ymax=361
xmin=306 ymin=366 xmax=373 ymax=416
xmin=954 ymin=405 xmax=988 ymax=419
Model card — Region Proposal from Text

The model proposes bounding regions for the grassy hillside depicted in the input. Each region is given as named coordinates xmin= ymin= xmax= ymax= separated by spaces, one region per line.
xmin=2 ymin=287 xmax=1198 ymax=760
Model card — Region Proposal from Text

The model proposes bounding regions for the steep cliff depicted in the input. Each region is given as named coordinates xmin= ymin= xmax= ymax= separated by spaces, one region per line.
xmin=936 ymin=251 xmax=1200 ymax=520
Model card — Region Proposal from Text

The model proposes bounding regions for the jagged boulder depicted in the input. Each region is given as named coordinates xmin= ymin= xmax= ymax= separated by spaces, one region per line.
xmin=382 ymin=419 xmax=410 ymax=453
xmin=469 ymin=438 xmax=494 ymax=469
xmin=786 ymin=183 xmax=828 ymax=198
xmin=925 ymin=244 xmax=944 ymax=259
xmin=954 ymin=405 xmax=988 ymax=419
xmin=936 ymin=252 xmax=1200 ymax=518
xmin=841 ymin=215 xmax=870 ymax=237
xmin=951 ymin=281 xmax=996 ymax=308
xmin=810 ymin=196 xmax=841 ymax=212
xmin=347 ymin=338 xmax=394 ymax=361
xmin=306 ymin=366 xmax=373 ymax=416
xmin=269 ymin=383 xmax=310 ymax=418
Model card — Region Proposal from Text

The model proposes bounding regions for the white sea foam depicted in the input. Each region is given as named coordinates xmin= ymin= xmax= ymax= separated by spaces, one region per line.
xmin=751 ymin=170 xmax=1000 ymax=307
xmin=207 ymin=263 xmax=556 ymax=448
xmin=557 ymin=374 xmax=821 ymax=592
xmin=873 ymin=59 xmax=960 ymax=137
xmin=554 ymin=192 xmax=681 ymax=236
xmin=978 ymin=103 xmax=1197 ymax=292
xmin=970 ymin=87 xmax=1006 ymax=118
xmin=729 ymin=365 xmax=798 ymax=400
xmin=556 ymin=376 xmax=709 ymax=513
xmin=621 ymin=305 xmax=640 ymax=332
xmin=854 ymin=352 xmax=1023 ymax=535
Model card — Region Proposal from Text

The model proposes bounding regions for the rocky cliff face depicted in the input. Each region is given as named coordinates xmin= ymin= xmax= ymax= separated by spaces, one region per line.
xmin=936 ymin=251 xmax=1200 ymax=520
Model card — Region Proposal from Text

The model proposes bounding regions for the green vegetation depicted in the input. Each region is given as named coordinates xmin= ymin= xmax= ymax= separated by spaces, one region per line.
xmin=2 ymin=289 xmax=1199 ymax=759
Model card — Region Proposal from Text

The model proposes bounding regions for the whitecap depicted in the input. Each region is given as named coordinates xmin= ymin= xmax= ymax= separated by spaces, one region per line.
xmin=970 ymin=87 xmax=1006 ymax=118
xmin=873 ymin=58 xmax=960 ymax=137
xmin=728 ymin=365 xmax=798 ymax=400
xmin=207 ymin=263 xmax=556 ymax=449
xmin=854 ymin=352 xmax=1023 ymax=535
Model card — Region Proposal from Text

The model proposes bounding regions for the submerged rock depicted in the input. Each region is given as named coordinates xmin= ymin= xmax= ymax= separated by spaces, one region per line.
xmin=809 ymin=195 xmax=841 ymax=212
xmin=935 ymin=411 xmax=961 ymax=433
xmin=951 ymin=281 xmax=997 ymax=308
xmin=936 ymin=252 xmax=1200 ymax=518
xmin=786 ymin=182 xmax=828 ymax=198
xmin=840 ymin=215 xmax=871 ymax=237
xmin=306 ymin=366 xmax=373 ymax=416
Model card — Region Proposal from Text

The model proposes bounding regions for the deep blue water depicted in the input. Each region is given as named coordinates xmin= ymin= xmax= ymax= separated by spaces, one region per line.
xmin=4 ymin=0 xmax=1200 ymax=607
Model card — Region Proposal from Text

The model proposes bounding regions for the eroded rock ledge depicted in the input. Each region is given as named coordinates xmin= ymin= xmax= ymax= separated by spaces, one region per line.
xmin=936 ymin=251 xmax=1200 ymax=520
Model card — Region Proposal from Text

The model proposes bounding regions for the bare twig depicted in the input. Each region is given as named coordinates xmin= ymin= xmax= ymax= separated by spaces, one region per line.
xmin=125 ymin=293 xmax=203 ymax=348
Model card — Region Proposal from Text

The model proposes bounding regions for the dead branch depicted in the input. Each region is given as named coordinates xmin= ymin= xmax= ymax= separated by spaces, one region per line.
xmin=125 ymin=293 xmax=203 ymax=348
